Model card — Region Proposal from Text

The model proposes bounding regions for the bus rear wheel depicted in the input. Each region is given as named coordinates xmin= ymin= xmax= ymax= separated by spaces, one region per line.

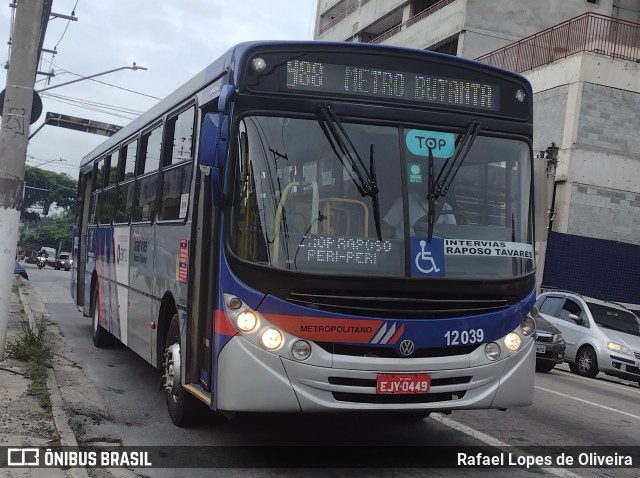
xmin=163 ymin=313 xmax=202 ymax=427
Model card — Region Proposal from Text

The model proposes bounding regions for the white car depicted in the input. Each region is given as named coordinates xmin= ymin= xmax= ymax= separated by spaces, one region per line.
xmin=536 ymin=291 xmax=640 ymax=383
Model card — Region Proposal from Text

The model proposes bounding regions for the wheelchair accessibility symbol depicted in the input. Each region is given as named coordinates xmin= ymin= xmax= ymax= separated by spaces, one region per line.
xmin=415 ymin=240 xmax=440 ymax=273
xmin=411 ymin=238 xmax=445 ymax=276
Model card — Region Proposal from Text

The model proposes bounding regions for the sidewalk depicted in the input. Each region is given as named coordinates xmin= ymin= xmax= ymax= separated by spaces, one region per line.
xmin=0 ymin=276 xmax=88 ymax=478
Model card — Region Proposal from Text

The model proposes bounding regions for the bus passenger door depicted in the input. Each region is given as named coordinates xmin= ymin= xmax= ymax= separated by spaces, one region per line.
xmin=76 ymin=170 xmax=93 ymax=310
xmin=188 ymin=114 xmax=218 ymax=394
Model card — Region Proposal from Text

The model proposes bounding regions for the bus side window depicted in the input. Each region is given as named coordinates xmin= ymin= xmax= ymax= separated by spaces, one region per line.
xmin=158 ymin=106 xmax=195 ymax=221
xmin=114 ymin=140 xmax=137 ymax=224
xmin=99 ymin=187 xmax=117 ymax=225
xmin=133 ymin=174 xmax=157 ymax=223
xmin=88 ymin=192 xmax=98 ymax=225
xmin=132 ymin=124 xmax=163 ymax=223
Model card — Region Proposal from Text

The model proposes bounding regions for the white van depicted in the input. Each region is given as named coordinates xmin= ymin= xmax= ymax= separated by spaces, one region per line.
xmin=40 ymin=246 xmax=57 ymax=266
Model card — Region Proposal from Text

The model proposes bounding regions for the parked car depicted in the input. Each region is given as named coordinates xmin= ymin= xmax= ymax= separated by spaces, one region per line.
xmin=534 ymin=314 xmax=565 ymax=372
xmin=55 ymin=252 xmax=72 ymax=271
xmin=14 ymin=261 xmax=29 ymax=280
xmin=536 ymin=290 xmax=640 ymax=383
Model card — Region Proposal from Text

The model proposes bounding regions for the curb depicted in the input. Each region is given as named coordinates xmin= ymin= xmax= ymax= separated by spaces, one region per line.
xmin=19 ymin=286 xmax=91 ymax=478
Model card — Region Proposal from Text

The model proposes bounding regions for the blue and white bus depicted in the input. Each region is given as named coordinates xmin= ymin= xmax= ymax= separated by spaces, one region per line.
xmin=71 ymin=41 xmax=537 ymax=426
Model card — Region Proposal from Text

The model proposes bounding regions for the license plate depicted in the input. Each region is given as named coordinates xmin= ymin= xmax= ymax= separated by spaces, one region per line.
xmin=376 ymin=373 xmax=431 ymax=394
xmin=536 ymin=344 xmax=546 ymax=353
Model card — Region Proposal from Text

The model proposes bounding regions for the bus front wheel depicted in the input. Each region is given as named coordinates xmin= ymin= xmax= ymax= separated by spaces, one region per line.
xmin=91 ymin=289 xmax=114 ymax=348
xmin=163 ymin=313 xmax=201 ymax=426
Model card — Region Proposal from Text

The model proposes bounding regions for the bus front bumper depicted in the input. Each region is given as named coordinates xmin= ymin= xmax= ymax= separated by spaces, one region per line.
xmin=215 ymin=336 xmax=534 ymax=413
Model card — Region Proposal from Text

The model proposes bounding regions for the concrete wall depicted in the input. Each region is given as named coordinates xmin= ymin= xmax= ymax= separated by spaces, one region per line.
xmin=378 ymin=0 xmax=465 ymax=49
xmin=614 ymin=0 xmax=640 ymax=22
xmin=524 ymin=52 xmax=640 ymax=245
xmin=316 ymin=0 xmax=408 ymax=40
xmin=461 ymin=0 xmax=614 ymax=58
xmin=568 ymin=182 xmax=640 ymax=245
xmin=533 ymin=85 xmax=569 ymax=153
xmin=577 ymin=82 xmax=640 ymax=157
xmin=315 ymin=0 xmax=616 ymax=53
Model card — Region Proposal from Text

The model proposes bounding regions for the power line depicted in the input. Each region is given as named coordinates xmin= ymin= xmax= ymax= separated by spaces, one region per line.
xmin=43 ymin=91 xmax=143 ymax=113
xmin=42 ymin=91 xmax=143 ymax=115
xmin=52 ymin=0 xmax=79 ymax=49
xmin=41 ymin=95 xmax=139 ymax=120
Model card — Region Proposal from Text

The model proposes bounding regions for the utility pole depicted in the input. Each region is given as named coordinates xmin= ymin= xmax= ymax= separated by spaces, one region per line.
xmin=0 ymin=0 xmax=51 ymax=360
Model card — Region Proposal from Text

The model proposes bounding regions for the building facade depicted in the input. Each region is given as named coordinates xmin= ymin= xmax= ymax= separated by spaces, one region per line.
xmin=314 ymin=0 xmax=640 ymax=309
xmin=314 ymin=0 xmax=632 ymax=57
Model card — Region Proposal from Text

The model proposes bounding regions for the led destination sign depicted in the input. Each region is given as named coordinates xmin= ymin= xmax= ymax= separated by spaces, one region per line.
xmin=293 ymin=235 xmax=401 ymax=274
xmin=286 ymin=60 xmax=499 ymax=111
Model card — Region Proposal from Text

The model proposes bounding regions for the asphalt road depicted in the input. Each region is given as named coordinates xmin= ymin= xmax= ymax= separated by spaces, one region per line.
xmin=25 ymin=263 xmax=640 ymax=477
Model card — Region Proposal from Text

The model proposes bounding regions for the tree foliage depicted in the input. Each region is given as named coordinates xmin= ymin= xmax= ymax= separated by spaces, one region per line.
xmin=22 ymin=166 xmax=77 ymax=221
xmin=19 ymin=212 xmax=75 ymax=255
xmin=19 ymin=166 xmax=77 ymax=256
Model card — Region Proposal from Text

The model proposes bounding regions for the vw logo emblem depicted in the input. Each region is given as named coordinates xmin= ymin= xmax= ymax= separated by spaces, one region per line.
xmin=398 ymin=339 xmax=415 ymax=357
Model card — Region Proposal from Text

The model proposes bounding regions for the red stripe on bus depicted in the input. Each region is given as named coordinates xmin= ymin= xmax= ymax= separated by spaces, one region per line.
xmin=263 ymin=313 xmax=382 ymax=343
xmin=387 ymin=323 xmax=405 ymax=345
xmin=214 ymin=310 xmax=239 ymax=336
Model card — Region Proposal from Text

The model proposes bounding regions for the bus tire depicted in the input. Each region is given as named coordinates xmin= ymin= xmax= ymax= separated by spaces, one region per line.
xmin=163 ymin=313 xmax=201 ymax=427
xmin=91 ymin=289 xmax=114 ymax=348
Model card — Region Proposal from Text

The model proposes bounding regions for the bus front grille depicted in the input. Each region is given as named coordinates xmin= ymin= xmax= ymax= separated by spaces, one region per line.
xmin=316 ymin=342 xmax=479 ymax=358
xmin=273 ymin=290 xmax=512 ymax=319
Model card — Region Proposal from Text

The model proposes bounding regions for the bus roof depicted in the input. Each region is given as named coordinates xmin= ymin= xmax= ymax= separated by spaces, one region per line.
xmin=80 ymin=40 xmax=531 ymax=169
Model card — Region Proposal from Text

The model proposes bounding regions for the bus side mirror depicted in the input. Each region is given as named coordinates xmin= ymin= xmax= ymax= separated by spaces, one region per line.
xmin=199 ymin=112 xmax=229 ymax=207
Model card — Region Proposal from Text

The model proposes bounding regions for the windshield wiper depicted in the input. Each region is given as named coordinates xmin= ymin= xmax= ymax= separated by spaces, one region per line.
xmin=317 ymin=104 xmax=382 ymax=240
xmin=425 ymin=120 xmax=483 ymax=242
xmin=430 ymin=120 xmax=483 ymax=202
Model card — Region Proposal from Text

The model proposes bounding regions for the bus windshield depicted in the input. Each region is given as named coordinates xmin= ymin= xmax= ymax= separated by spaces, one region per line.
xmin=229 ymin=115 xmax=533 ymax=279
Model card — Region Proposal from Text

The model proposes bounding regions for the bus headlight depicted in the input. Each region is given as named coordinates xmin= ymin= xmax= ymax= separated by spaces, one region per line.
xmin=504 ymin=332 xmax=522 ymax=351
xmin=291 ymin=340 xmax=311 ymax=360
xmin=520 ymin=316 xmax=535 ymax=336
xmin=236 ymin=310 xmax=259 ymax=332
xmin=261 ymin=328 xmax=284 ymax=350
xmin=485 ymin=342 xmax=501 ymax=361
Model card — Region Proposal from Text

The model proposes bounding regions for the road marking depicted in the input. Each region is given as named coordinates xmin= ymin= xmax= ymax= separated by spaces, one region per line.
xmin=535 ymin=386 xmax=640 ymax=421
xmin=430 ymin=413 xmax=583 ymax=478
xmin=551 ymin=368 xmax=640 ymax=394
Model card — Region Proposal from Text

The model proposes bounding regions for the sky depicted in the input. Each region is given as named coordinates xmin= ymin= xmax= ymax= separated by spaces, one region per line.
xmin=0 ymin=0 xmax=318 ymax=178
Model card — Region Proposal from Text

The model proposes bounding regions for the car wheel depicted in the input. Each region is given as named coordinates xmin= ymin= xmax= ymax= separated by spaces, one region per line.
xmin=91 ymin=288 xmax=114 ymax=348
xmin=536 ymin=362 xmax=556 ymax=373
xmin=163 ymin=313 xmax=203 ymax=427
xmin=575 ymin=346 xmax=599 ymax=378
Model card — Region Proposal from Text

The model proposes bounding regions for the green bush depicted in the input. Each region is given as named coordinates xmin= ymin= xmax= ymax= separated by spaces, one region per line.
xmin=7 ymin=319 xmax=53 ymax=410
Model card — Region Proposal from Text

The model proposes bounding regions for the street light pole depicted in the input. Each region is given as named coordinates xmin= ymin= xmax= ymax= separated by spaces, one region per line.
xmin=37 ymin=63 xmax=147 ymax=92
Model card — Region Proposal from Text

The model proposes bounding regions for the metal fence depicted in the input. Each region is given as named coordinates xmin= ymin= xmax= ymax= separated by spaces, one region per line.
xmin=476 ymin=13 xmax=640 ymax=73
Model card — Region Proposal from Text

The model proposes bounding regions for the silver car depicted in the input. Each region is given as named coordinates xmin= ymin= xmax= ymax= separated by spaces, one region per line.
xmin=536 ymin=291 xmax=640 ymax=383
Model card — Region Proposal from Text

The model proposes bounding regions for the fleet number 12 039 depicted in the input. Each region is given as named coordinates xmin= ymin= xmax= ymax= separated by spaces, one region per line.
xmin=444 ymin=328 xmax=484 ymax=345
